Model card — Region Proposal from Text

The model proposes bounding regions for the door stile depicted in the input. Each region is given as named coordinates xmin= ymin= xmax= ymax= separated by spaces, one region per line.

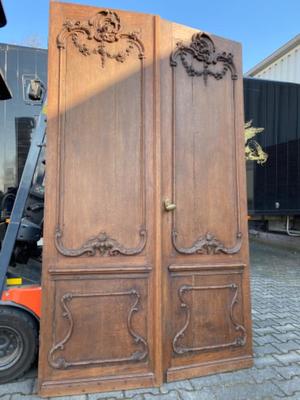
xmin=152 ymin=14 xmax=164 ymax=386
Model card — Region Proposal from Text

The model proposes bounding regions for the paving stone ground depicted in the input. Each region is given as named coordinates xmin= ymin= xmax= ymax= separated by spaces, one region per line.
xmin=3 ymin=238 xmax=300 ymax=399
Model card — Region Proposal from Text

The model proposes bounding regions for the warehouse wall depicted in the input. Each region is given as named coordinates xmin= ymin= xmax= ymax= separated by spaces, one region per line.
xmin=0 ymin=43 xmax=47 ymax=197
xmin=253 ymin=44 xmax=300 ymax=84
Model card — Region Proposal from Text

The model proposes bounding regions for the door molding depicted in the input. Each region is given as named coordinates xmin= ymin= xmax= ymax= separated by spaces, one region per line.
xmin=171 ymin=231 xmax=242 ymax=255
xmin=54 ymin=9 xmax=147 ymax=257
xmin=172 ymin=283 xmax=246 ymax=355
xmin=55 ymin=226 xmax=147 ymax=257
xmin=48 ymin=289 xmax=149 ymax=369
xmin=169 ymin=32 xmax=242 ymax=255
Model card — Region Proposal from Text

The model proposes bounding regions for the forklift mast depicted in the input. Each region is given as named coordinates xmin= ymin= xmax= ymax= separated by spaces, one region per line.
xmin=0 ymin=109 xmax=46 ymax=295
xmin=0 ymin=2 xmax=44 ymax=383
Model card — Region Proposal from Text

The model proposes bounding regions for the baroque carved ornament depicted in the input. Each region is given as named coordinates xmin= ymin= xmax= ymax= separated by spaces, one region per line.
xmin=173 ymin=284 xmax=246 ymax=355
xmin=55 ymin=226 xmax=147 ymax=257
xmin=170 ymin=32 xmax=237 ymax=83
xmin=172 ymin=231 xmax=242 ymax=255
xmin=49 ymin=289 xmax=148 ymax=369
xmin=57 ymin=9 xmax=145 ymax=67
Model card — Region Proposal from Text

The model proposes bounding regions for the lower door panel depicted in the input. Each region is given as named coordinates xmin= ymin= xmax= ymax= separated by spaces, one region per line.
xmin=166 ymin=265 xmax=252 ymax=381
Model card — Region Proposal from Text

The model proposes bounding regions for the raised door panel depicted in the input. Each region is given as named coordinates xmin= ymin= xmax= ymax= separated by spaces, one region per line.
xmin=39 ymin=3 xmax=160 ymax=397
xmin=171 ymin=52 xmax=239 ymax=254
xmin=47 ymin=5 xmax=152 ymax=265
xmin=168 ymin=268 xmax=245 ymax=354
xmin=166 ymin=265 xmax=250 ymax=380
xmin=47 ymin=273 xmax=150 ymax=377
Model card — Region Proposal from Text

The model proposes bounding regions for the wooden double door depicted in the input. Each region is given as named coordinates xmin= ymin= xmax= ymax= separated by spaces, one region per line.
xmin=38 ymin=2 xmax=252 ymax=397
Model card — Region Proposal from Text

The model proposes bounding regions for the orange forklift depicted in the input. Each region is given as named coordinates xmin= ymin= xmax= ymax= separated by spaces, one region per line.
xmin=0 ymin=0 xmax=44 ymax=383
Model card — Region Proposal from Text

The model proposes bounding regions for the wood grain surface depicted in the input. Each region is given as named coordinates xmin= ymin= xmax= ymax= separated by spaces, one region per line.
xmin=38 ymin=2 xmax=252 ymax=396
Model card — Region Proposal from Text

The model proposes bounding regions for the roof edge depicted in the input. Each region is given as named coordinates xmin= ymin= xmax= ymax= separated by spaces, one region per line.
xmin=245 ymin=34 xmax=300 ymax=77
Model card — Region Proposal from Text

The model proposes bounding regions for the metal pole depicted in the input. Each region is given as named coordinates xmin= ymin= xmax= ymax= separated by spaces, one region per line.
xmin=0 ymin=111 xmax=46 ymax=295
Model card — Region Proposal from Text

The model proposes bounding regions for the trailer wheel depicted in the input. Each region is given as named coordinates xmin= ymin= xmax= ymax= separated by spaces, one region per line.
xmin=0 ymin=306 xmax=38 ymax=383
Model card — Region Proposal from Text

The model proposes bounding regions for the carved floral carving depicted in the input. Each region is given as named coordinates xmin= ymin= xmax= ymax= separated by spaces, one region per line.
xmin=170 ymin=32 xmax=237 ymax=83
xmin=173 ymin=283 xmax=246 ymax=354
xmin=172 ymin=231 xmax=242 ymax=255
xmin=55 ymin=226 xmax=147 ymax=257
xmin=57 ymin=10 xmax=145 ymax=67
xmin=48 ymin=289 xmax=148 ymax=369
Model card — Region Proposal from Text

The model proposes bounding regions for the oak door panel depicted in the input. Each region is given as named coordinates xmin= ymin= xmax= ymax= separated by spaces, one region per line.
xmin=42 ymin=3 xmax=156 ymax=270
xmin=52 ymin=8 xmax=148 ymax=261
xmin=48 ymin=273 xmax=149 ymax=376
xmin=39 ymin=3 xmax=159 ymax=397
xmin=163 ymin=27 xmax=244 ymax=259
xmin=160 ymin=20 xmax=252 ymax=380
xmin=169 ymin=266 xmax=246 ymax=363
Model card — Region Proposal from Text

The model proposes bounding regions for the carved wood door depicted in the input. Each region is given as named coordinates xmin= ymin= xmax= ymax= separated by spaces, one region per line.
xmin=38 ymin=3 xmax=161 ymax=396
xmin=38 ymin=3 xmax=252 ymax=397
xmin=160 ymin=22 xmax=253 ymax=381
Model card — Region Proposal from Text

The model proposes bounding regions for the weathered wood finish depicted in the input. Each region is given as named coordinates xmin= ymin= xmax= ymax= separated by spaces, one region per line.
xmin=38 ymin=3 xmax=252 ymax=397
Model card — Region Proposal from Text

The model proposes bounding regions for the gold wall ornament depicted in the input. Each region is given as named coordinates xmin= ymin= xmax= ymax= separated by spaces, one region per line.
xmin=245 ymin=120 xmax=268 ymax=165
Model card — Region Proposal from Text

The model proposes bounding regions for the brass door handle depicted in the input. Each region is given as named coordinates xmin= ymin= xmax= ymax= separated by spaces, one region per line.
xmin=164 ymin=199 xmax=176 ymax=211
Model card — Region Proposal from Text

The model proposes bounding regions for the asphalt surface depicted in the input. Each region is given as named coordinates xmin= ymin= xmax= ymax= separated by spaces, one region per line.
xmin=3 ymin=238 xmax=300 ymax=399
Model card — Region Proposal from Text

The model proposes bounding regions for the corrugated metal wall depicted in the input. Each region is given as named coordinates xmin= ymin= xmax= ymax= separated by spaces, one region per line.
xmin=0 ymin=43 xmax=47 ymax=196
xmin=244 ymin=78 xmax=300 ymax=215
xmin=254 ymin=44 xmax=300 ymax=83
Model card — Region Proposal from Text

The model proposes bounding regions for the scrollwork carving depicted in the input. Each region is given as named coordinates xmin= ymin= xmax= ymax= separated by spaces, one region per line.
xmin=169 ymin=32 xmax=242 ymax=254
xmin=172 ymin=231 xmax=242 ymax=255
xmin=170 ymin=32 xmax=237 ymax=83
xmin=55 ymin=10 xmax=147 ymax=256
xmin=55 ymin=226 xmax=147 ymax=257
xmin=57 ymin=9 xmax=144 ymax=67
xmin=48 ymin=289 xmax=148 ymax=369
xmin=173 ymin=283 xmax=246 ymax=355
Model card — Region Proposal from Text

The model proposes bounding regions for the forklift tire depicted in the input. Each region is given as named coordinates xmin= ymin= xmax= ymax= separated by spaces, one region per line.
xmin=0 ymin=306 xmax=38 ymax=383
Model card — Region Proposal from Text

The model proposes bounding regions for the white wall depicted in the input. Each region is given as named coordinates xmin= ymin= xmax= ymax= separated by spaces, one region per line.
xmin=253 ymin=44 xmax=300 ymax=83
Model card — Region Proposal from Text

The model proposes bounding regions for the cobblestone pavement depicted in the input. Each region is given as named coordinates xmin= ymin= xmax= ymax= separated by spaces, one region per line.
xmin=3 ymin=238 xmax=300 ymax=399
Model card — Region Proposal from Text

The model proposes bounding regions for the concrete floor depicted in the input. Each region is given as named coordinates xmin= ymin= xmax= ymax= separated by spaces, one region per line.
xmin=3 ymin=238 xmax=300 ymax=399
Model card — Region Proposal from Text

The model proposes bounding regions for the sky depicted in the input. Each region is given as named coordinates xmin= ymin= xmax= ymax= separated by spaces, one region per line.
xmin=1 ymin=0 xmax=300 ymax=73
